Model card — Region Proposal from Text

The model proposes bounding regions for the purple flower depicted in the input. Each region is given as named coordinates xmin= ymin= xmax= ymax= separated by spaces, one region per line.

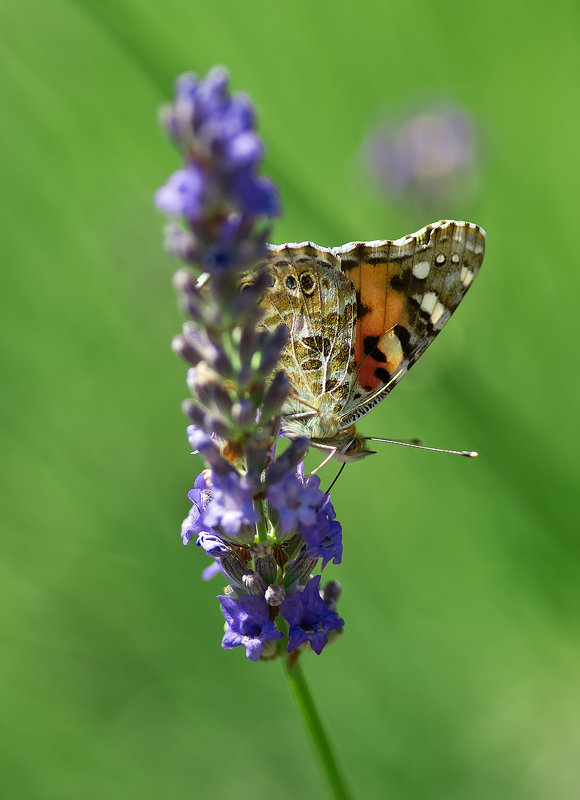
xmin=154 ymin=166 xmax=204 ymax=220
xmin=300 ymin=496 xmax=343 ymax=569
xmin=196 ymin=530 xmax=230 ymax=558
xmin=365 ymin=104 xmax=477 ymax=206
xmin=180 ymin=471 xmax=213 ymax=545
xmin=219 ymin=594 xmax=283 ymax=661
xmin=233 ymin=173 xmax=280 ymax=218
xmin=156 ymin=66 xmax=280 ymax=250
xmin=196 ymin=530 xmax=249 ymax=586
xmin=204 ymin=470 xmax=259 ymax=538
xmin=199 ymin=213 xmax=268 ymax=274
xmin=280 ymin=575 xmax=344 ymax=655
xmin=226 ymin=130 xmax=263 ymax=168
xmin=267 ymin=471 xmax=325 ymax=533
xmin=202 ymin=562 xmax=221 ymax=581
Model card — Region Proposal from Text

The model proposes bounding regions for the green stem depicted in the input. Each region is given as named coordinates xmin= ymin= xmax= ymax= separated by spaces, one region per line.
xmin=284 ymin=655 xmax=353 ymax=800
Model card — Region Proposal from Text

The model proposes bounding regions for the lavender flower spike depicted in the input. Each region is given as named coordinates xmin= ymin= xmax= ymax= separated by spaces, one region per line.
xmin=157 ymin=67 xmax=346 ymax=663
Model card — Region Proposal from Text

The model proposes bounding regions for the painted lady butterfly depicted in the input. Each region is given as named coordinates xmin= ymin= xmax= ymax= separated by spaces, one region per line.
xmin=244 ymin=220 xmax=485 ymax=462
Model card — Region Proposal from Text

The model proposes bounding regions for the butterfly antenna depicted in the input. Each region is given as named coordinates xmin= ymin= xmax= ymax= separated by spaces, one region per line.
xmin=366 ymin=437 xmax=478 ymax=458
xmin=325 ymin=462 xmax=347 ymax=494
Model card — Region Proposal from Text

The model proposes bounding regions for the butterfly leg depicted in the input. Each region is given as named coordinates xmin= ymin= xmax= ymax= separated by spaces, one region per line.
xmin=311 ymin=445 xmax=338 ymax=474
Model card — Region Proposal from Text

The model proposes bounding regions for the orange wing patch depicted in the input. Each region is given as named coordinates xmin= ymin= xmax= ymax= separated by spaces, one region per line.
xmin=354 ymin=261 xmax=407 ymax=391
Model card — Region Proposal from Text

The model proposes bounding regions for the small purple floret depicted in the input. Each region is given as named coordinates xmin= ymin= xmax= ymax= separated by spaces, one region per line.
xmin=154 ymin=166 xmax=204 ymax=220
xmin=180 ymin=471 xmax=212 ymax=545
xmin=267 ymin=472 xmax=325 ymax=533
xmin=280 ymin=575 xmax=344 ymax=655
xmin=300 ymin=495 xmax=343 ymax=569
xmin=196 ymin=530 xmax=230 ymax=558
xmin=219 ymin=594 xmax=283 ymax=661
xmin=204 ymin=470 xmax=259 ymax=538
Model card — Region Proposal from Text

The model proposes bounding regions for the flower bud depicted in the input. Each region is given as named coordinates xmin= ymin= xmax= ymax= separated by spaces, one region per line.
xmin=221 ymin=553 xmax=251 ymax=586
xmin=187 ymin=427 xmax=233 ymax=475
xmin=172 ymin=334 xmax=202 ymax=365
xmin=257 ymin=325 xmax=288 ymax=375
xmin=231 ymin=399 xmax=257 ymax=429
xmin=242 ymin=572 xmax=266 ymax=595
xmin=265 ymin=584 xmax=286 ymax=606
xmin=265 ymin=438 xmax=309 ymax=486
xmin=182 ymin=402 xmax=231 ymax=439
xmin=260 ymin=371 xmax=289 ymax=421
xmin=321 ymin=580 xmax=342 ymax=611
xmin=284 ymin=549 xmax=318 ymax=586
xmin=255 ymin=553 xmax=278 ymax=585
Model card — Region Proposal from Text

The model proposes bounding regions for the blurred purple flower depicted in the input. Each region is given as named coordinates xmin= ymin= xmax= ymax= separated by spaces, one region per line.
xmin=154 ymin=166 xmax=205 ymax=220
xmin=156 ymin=66 xmax=279 ymax=271
xmin=365 ymin=104 xmax=478 ymax=206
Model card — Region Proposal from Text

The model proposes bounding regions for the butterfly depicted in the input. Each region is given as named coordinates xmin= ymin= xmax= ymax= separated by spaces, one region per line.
xmin=242 ymin=220 xmax=485 ymax=463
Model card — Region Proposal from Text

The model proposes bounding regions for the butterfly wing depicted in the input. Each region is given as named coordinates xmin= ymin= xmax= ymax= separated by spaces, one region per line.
xmin=252 ymin=243 xmax=357 ymax=420
xmin=336 ymin=220 xmax=485 ymax=425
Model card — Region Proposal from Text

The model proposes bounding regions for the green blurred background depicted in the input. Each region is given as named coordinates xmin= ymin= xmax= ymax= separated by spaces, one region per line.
xmin=2 ymin=1 xmax=579 ymax=797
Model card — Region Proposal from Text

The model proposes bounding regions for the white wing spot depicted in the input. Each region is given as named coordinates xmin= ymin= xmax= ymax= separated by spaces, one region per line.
xmin=435 ymin=253 xmax=446 ymax=265
xmin=460 ymin=266 xmax=474 ymax=286
xmin=451 ymin=253 xmax=460 ymax=263
xmin=430 ymin=301 xmax=446 ymax=326
xmin=412 ymin=260 xmax=430 ymax=279
xmin=420 ymin=292 xmax=437 ymax=314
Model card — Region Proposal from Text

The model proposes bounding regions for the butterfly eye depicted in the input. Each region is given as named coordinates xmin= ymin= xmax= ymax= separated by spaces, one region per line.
xmin=285 ymin=275 xmax=297 ymax=290
xmin=299 ymin=272 xmax=316 ymax=295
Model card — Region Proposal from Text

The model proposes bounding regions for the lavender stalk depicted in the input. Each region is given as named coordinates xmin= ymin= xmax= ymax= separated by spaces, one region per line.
xmin=155 ymin=68 xmax=351 ymax=797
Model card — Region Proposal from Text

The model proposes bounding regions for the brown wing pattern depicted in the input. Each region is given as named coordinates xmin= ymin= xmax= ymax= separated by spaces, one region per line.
xmin=249 ymin=244 xmax=357 ymax=411
xmin=336 ymin=220 xmax=485 ymax=425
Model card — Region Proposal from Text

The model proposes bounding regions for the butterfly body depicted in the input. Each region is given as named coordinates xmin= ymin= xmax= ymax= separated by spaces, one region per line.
xmin=243 ymin=220 xmax=485 ymax=461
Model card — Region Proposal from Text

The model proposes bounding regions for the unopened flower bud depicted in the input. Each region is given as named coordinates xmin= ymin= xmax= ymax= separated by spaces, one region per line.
xmin=261 ymin=371 xmax=289 ymax=421
xmin=231 ymin=399 xmax=257 ymax=429
xmin=183 ymin=323 xmax=233 ymax=376
xmin=265 ymin=584 xmax=286 ymax=606
xmin=166 ymin=227 xmax=196 ymax=262
xmin=221 ymin=553 xmax=250 ymax=586
xmin=172 ymin=267 xmax=197 ymax=294
xmin=255 ymin=553 xmax=278 ymax=585
xmin=284 ymin=549 xmax=318 ymax=585
xmin=257 ymin=325 xmax=288 ymax=375
xmin=321 ymin=580 xmax=342 ymax=611
xmin=266 ymin=438 xmax=309 ymax=485
xmin=242 ymin=572 xmax=266 ymax=595
xmin=187 ymin=427 xmax=233 ymax=475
